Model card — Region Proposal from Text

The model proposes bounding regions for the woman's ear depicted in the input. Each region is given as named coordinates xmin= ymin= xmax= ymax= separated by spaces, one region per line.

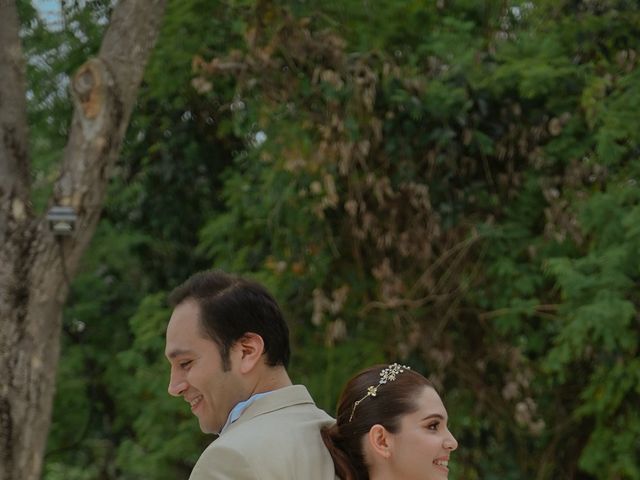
xmin=233 ymin=332 xmax=265 ymax=374
xmin=367 ymin=424 xmax=394 ymax=459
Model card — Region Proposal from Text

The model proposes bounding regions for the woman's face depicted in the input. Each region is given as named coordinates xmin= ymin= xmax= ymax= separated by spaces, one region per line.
xmin=384 ymin=386 xmax=458 ymax=479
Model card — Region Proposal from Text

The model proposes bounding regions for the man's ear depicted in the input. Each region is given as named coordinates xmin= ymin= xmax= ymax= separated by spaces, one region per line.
xmin=233 ymin=332 xmax=265 ymax=374
xmin=367 ymin=424 xmax=394 ymax=459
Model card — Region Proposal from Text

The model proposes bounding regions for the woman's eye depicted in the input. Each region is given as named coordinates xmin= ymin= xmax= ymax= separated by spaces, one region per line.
xmin=427 ymin=422 xmax=440 ymax=431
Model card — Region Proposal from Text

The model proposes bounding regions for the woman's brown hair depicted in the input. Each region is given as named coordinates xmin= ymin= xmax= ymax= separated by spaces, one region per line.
xmin=321 ymin=364 xmax=434 ymax=480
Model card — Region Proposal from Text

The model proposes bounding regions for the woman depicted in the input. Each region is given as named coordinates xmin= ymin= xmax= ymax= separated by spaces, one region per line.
xmin=321 ymin=363 xmax=458 ymax=480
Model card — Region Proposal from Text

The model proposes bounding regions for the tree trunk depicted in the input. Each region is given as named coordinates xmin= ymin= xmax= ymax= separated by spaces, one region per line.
xmin=0 ymin=1 xmax=167 ymax=479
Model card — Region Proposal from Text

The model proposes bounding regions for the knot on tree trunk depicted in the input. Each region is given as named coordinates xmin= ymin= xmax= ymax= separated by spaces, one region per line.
xmin=72 ymin=59 xmax=109 ymax=119
xmin=70 ymin=58 xmax=117 ymax=141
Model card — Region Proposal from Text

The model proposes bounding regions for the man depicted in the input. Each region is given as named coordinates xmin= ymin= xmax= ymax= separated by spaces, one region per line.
xmin=165 ymin=270 xmax=337 ymax=480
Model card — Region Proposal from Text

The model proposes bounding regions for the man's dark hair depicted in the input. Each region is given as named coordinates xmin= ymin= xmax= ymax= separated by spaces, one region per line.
xmin=168 ymin=270 xmax=290 ymax=370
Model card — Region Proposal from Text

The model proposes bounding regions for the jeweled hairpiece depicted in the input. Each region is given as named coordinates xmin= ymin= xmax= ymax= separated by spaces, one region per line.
xmin=348 ymin=363 xmax=411 ymax=422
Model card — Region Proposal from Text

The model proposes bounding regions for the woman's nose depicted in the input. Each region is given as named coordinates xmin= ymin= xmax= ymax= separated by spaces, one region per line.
xmin=444 ymin=431 xmax=458 ymax=451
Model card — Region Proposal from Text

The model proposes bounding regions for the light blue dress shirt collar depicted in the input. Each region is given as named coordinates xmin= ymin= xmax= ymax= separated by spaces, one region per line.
xmin=219 ymin=391 xmax=273 ymax=434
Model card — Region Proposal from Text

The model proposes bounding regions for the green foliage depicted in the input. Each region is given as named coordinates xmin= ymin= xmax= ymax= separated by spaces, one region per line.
xmin=32 ymin=0 xmax=640 ymax=479
xmin=540 ymin=172 xmax=640 ymax=478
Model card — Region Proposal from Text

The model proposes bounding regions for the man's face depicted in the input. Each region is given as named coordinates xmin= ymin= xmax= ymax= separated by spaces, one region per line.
xmin=165 ymin=300 xmax=245 ymax=434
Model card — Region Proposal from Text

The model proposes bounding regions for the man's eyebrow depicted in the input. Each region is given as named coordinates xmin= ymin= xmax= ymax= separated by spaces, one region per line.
xmin=421 ymin=413 xmax=446 ymax=421
xmin=166 ymin=348 xmax=194 ymax=359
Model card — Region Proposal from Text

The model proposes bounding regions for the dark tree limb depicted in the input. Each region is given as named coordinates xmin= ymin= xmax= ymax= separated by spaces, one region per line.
xmin=0 ymin=0 xmax=32 ymax=239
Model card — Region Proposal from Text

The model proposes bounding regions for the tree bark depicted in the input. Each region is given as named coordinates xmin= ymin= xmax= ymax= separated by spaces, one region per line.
xmin=0 ymin=1 xmax=167 ymax=479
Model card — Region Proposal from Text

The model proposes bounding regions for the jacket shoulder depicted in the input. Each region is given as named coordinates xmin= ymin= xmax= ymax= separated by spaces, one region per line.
xmin=189 ymin=444 xmax=256 ymax=480
xmin=211 ymin=402 xmax=337 ymax=480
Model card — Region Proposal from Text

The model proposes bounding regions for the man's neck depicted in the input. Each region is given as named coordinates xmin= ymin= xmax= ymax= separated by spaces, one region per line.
xmin=249 ymin=365 xmax=292 ymax=395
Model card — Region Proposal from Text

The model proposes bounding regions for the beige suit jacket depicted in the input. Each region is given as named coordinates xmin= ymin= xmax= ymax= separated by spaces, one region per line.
xmin=188 ymin=385 xmax=338 ymax=480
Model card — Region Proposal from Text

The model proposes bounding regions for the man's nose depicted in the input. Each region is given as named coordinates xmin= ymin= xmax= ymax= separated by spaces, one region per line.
xmin=168 ymin=372 xmax=187 ymax=397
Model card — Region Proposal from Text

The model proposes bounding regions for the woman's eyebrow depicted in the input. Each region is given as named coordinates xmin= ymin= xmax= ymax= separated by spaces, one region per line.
xmin=421 ymin=413 xmax=446 ymax=421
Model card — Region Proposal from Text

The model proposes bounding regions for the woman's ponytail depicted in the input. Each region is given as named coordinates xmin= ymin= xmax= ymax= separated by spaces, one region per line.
xmin=321 ymin=422 xmax=363 ymax=480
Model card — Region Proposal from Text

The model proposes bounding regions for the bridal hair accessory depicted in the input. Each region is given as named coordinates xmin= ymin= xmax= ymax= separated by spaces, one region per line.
xmin=348 ymin=363 xmax=411 ymax=422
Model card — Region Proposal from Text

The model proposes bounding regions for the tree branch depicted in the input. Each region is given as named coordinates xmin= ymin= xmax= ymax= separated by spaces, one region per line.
xmin=48 ymin=0 xmax=167 ymax=277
